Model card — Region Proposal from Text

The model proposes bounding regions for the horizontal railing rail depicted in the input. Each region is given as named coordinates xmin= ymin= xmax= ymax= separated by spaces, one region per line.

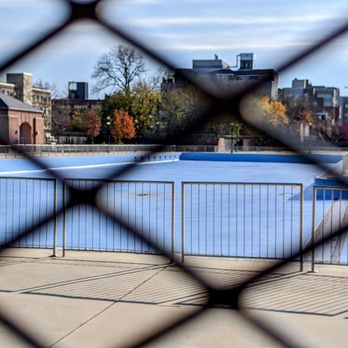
xmin=1 ymin=144 xmax=346 ymax=157
xmin=0 ymin=144 xmax=178 ymax=156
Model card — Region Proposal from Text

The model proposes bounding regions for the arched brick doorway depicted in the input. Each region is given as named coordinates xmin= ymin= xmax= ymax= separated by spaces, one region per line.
xmin=19 ymin=122 xmax=32 ymax=144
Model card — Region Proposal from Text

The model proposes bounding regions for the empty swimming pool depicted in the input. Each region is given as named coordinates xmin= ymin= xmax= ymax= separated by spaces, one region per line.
xmin=0 ymin=152 xmax=344 ymax=264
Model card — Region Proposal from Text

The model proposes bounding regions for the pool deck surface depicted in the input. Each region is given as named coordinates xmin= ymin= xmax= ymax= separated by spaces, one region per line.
xmin=1 ymin=249 xmax=348 ymax=348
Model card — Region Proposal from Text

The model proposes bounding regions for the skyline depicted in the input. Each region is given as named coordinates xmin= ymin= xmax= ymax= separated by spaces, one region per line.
xmin=1 ymin=0 xmax=348 ymax=97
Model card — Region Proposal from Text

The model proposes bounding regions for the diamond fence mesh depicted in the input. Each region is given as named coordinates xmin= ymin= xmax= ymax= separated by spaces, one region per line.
xmin=1 ymin=0 xmax=348 ymax=347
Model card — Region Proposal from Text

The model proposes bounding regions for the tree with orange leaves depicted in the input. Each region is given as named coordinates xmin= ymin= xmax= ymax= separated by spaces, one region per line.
xmin=258 ymin=96 xmax=288 ymax=127
xmin=111 ymin=109 xmax=136 ymax=143
xmin=242 ymin=95 xmax=288 ymax=131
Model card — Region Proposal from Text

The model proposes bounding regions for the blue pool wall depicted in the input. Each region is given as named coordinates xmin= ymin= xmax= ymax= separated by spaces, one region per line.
xmin=179 ymin=152 xmax=342 ymax=164
xmin=314 ymin=176 xmax=348 ymax=200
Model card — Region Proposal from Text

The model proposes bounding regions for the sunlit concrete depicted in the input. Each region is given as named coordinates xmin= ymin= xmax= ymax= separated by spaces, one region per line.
xmin=0 ymin=249 xmax=347 ymax=348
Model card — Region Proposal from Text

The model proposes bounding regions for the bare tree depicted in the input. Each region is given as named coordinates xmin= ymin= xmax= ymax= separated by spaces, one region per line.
xmin=92 ymin=45 xmax=146 ymax=94
xmin=34 ymin=79 xmax=60 ymax=98
xmin=147 ymin=66 xmax=174 ymax=90
xmin=51 ymin=102 xmax=71 ymax=135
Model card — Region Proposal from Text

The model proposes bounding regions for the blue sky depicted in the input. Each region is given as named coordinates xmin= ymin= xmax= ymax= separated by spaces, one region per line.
xmin=1 ymin=0 xmax=348 ymax=97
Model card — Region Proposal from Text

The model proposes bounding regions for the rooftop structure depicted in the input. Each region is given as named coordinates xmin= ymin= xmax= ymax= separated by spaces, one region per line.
xmin=162 ymin=53 xmax=278 ymax=100
xmin=0 ymin=92 xmax=41 ymax=113
xmin=68 ymin=81 xmax=89 ymax=101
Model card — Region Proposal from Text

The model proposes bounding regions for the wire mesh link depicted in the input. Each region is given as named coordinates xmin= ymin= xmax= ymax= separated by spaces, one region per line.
xmin=1 ymin=0 xmax=348 ymax=347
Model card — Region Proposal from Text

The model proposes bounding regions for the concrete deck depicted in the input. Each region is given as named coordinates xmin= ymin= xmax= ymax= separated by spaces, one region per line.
xmin=0 ymin=249 xmax=348 ymax=347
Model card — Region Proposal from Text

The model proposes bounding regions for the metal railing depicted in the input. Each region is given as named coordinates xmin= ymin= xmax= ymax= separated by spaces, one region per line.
xmin=0 ymin=144 xmax=178 ymax=156
xmin=0 ymin=177 xmax=307 ymax=268
xmin=2 ymin=0 xmax=348 ymax=347
xmin=311 ymin=186 xmax=348 ymax=270
xmin=181 ymin=182 xmax=303 ymax=270
xmin=2 ymin=144 xmax=346 ymax=157
xmin=62 ymin=179 xmax=175 ymax=256
xmin=0 ymin=177 xmax=57 ymax=251
xmin=175 ymin=145 xmax=216 ymax=152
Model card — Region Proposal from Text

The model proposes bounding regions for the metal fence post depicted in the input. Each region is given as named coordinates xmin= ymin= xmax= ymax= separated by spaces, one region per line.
xmin=171 ymin=182 xmax=175 ymax=260
xmin=311 ymin=187 xmax=316 ymax=272
xmin=62 ymin=181 xmax=66 ymax=257
xmin=52 ymin=179 xmax=57 ymax=257
xmin=181 ymin=182 xmax=185 ymax=263
xmin=300 ymin=184 xmax=304 ymax=272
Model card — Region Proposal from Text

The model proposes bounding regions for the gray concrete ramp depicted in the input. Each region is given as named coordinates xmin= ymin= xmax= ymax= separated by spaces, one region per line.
xmin=313 ymin=200 xmax=348 ymax=264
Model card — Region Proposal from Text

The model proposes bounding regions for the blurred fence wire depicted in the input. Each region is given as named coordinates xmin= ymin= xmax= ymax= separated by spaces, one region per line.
xmin=1 ymin=0 xmax=348 ymax=347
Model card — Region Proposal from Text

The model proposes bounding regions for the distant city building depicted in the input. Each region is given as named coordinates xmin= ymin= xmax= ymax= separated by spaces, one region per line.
xmin=68 ymin=82 xmax=89 ymax=101
xmin=52 ymin=81 xmax=101 ymax=143
xmin=340 ymin=96 xmax=348 ymax=124
xmin=0 ymin=73 xmax=52 ymax=135
xmin=279 ymin=78 xmax=341 ymax=124
xmin=0 ymin=92 xmax=44 ymax=144
xmin=52 ymin=99 xmax=101 ymax=121
xmin=161 ymin=53 xmax=279 ymax=99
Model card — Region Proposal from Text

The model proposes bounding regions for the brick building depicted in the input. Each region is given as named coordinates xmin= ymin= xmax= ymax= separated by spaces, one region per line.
xmin=0 ymin=73 xmax=52 ymax=136
xmin=0 ymin=92 xmax=44 ymax=144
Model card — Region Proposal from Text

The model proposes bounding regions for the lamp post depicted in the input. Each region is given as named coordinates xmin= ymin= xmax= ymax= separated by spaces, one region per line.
xmin=309 ymin=122 xmax=312 ymax=153
xmin=106 ymin=116 xmax=111 ymax=144
xmin=230 ymin=122 xmax=241 ymax=153
xmin=230 ymin=122 xmax=235 ymax=153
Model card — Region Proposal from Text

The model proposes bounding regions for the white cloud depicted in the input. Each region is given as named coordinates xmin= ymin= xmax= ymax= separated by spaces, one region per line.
xmin=155 ymin=41 xmax=311 ymax=51
xmin=124 ymin=14 xmax=340 ymax=27
xmin=116 ymin=0 xmax=225 ymax=5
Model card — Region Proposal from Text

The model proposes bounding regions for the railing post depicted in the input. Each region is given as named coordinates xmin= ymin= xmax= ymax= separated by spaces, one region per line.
xmin=62 ymin=181 xmax=66 ymax=257
xmin=311 ymin=186 xmax=316 ymax=272
xmin=52 ymin=179 xmax=57 ymax=257
xmin=299 ymin=184 xmax=304 ymax=272
xmin=181 ymin=182 xmax=185 ymax=263
xmin=171 ymin=182 xmax=175 ymax=260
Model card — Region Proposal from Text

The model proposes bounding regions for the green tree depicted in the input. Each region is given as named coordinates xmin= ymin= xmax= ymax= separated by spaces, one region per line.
xmin=130 ymin=82 xmax=161 ymax=137
xmin=99 ymin=92 xmax=132 ymax=142
xmin=161 ymin=85 xmax=205 ymax=133
xmin=99 ymin=83 xmax=161 ymax=141
xmin=70 ymin=108 xmax=87 ymax=132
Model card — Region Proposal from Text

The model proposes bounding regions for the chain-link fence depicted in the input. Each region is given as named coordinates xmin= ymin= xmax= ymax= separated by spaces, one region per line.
xmin=1 ymin=0 xmax=348 ymax=347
